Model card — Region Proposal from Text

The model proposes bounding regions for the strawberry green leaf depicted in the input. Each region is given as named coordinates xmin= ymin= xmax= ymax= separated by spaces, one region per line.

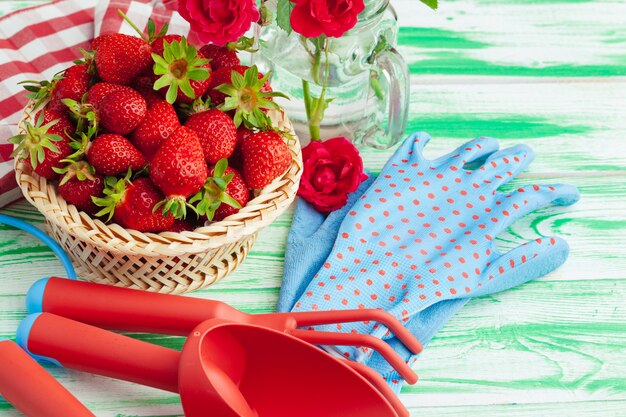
xmin=152 ymin=37 xmax=210 ymax=104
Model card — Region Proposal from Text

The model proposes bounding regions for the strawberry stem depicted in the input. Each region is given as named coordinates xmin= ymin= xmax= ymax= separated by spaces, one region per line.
xmin=117 ymin=9 xmax=149 ymax=42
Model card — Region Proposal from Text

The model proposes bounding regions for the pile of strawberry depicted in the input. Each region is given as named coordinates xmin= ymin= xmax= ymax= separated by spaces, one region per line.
xmin=11 ymin=14 xmax=293 ymax=233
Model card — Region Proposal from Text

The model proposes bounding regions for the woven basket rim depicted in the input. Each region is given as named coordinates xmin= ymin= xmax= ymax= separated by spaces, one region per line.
xmin=15 ymin=101 xmax=303 ymax=257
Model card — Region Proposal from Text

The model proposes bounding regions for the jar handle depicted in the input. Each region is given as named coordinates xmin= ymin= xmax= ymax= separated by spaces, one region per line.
xmin=370 ymin=47 xmax=410 ymax=149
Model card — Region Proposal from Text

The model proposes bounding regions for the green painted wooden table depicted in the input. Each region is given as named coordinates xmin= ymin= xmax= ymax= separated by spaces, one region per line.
xmin=1 ymin=1 xmax=625 ymax=416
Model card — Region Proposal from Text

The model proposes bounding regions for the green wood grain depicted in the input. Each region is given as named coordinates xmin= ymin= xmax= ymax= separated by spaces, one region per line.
xmin=1 ymin=0 xmax=625 ymax=416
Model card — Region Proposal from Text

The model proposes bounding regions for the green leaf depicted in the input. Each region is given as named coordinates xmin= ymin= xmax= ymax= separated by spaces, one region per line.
xmin=165 ymin=85 xmax=178 ymax=104
xmin=179 ymin=79 xmax=195 ymax=99
xmin=276 ymin=0 xmax=294 ymax=35
xmin=153 ymin=75 xmax=171 ymax=91
xmin=419 ymin=0 xmax=438 ymax=10
xmin=231 ymin=71 xmax=245 ymax=89
xmin=214 ymin=158 xmax=228 ymax=177
xmin=244 ymin=66 xmax=259 ymax=86
xmin=147 ymin=19 xmax=156 ymax=38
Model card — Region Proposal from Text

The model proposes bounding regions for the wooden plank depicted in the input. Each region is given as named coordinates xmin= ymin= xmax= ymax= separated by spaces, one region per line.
xmin=404 ymin=401 xmax=626 ymax=417
xmin=393 ymin=0 xmax=626 ymax=77
xmin=362 ymin=80 xmax=626 ymax=174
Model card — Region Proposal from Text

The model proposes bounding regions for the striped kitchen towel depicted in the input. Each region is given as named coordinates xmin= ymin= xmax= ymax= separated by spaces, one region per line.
xmin=0 ymin=0 xmax=200 ymax=208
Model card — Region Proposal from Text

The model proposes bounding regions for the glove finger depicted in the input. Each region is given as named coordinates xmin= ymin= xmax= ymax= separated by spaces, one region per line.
xmin=433 ymin=136 xmax=500 ymax=170
xmin=388 ymin=132 xmax=432 ymax=166
xmin=472 ymin=236 xmax=570 ymax=297
xmin=490 ymin=183 xmax=580 ymax=236
xmin=477 ymin=144 xmax=535 ymax=189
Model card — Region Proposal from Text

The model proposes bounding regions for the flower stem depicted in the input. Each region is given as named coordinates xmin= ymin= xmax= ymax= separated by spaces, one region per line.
xmin=305 ymin=38 xmax=331 ymax=142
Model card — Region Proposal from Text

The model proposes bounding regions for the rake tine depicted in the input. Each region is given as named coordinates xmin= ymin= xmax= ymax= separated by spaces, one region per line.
xmin=287 ymin=328 xmax=418 ymax=385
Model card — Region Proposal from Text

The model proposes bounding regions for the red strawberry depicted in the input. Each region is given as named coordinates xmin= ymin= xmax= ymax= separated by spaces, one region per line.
xmin=184 ymin=109 xmax=236 ymax=164
xmin=57 ymin=161 xmax=105 ymax=215
xmin=213 ymin=166 xmax=249 ymax=221
xmin=86 ymin=82 xmax=133 ymax=109
xmin=131 ymin=100 xmax=180 ymax=160
xmin=94 ymin=176 xmax=175 ymax=233
xmin=95 ymin=34 xmax=153 ymax=85
xmin=152 ymin=38 xmax=212 ymax=104
xmin=207 ymin=65 xmax=271 ymax=106
xmin=151 ymin=34 xmax=183 ymax=57
xmin=9 ymin=109 xmax=75 ymax=180
xmin=228 ymin=127 xmax=253 ymax=171
xmin=241 ymin=131 xmax=292 ymax=189
xmin=132 ymin=76 xmax=162 ymax=107
xmin=167 ymin=219 xmax=196 ymax=233
xmin=90 ymin=34 xmax=110 ymax=51
xmin=189 ymin=159 xmax=249 ymax=221
xmin=98 ymin=89 xmax=147 ymax=135
xmin=87 ymin=134 xmax=146 ymax=176
xmin=155 ymin=51 xmax=212 ymax=104
xmin=150 ymin=126 xmax=208 ymax=219
xmin=199 ymin=44 xmax=240 ymax=70
xmin=48 ymin=64 xmax=92 ymax=113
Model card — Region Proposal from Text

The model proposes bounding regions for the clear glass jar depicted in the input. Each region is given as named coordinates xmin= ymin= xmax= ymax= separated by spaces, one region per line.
xmin=257 ymin=0 xmax=409 ymax=149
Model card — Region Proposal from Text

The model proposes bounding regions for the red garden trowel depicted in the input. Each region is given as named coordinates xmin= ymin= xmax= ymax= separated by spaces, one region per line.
xmin=28 ymin=277 xmax=422 ymax=384
xmin=18 ymin=313 xmax=409 ymax=417
xmin=0 ymin=338 xmax=94 ymax=417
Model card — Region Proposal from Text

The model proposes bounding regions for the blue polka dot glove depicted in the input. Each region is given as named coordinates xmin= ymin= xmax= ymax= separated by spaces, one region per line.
xmin=289 ymin=132 xmax=580 ymax=390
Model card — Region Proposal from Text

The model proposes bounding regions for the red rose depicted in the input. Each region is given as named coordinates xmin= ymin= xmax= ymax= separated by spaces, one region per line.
xmin=178 ymin=0 xmax=260 ymax=46
xmin=298 ymin=137 xmax=368 ymax=213
xmin=290 ymin=0 xmax=365 ymax=38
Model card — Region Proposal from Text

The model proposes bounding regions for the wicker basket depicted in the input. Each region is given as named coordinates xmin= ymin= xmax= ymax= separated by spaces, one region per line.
xmin=15 ymin=102 xmax=303 ymax=294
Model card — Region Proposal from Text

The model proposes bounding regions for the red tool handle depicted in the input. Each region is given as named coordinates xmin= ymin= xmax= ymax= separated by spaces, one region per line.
xmin=19 ymin=313 xmax=180 ymax=393
xmin=31 ymin=277 xmax=245 ymax=335
xmin=0 ymin=339 xmax=95 ymax=417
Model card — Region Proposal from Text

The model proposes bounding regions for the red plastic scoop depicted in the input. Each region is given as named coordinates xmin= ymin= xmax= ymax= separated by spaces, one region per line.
xmin=29 ymin=277 xmax=421 ymax=383
xmin=0 ymin=339 xmax=94 ymax=417
xmin=19 ymin=313 xmax=407 ymax=417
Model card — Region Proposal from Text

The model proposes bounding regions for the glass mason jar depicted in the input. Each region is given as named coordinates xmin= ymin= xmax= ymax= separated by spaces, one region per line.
xmin=257 ymin=0 xmax=409 ymax=149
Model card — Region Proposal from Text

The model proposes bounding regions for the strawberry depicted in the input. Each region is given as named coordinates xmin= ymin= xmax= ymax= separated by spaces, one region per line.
xmin=86 ymin=82 xmax=133 ymax=109
xmin=229 ymin=127 xmax=253 ymax=171
xmin=94 ymin=175 xmax=175 ymax=233
xmin=87 ymin=133 xmax=146 ymax=176
xmin=241 ymin=131 xmax=292 ymax=189
xmin=9 ymin=109 xmax=75 ymax=179
xmin=216 ymin=65 xmax=284 ymax=130
xmin=48 ymin=64 xmax=92 ymax=113
xmin=213 ymin=165 xmax=249 ymax=221
xmin=199 ymin=44 xmax=240 ymax=71
xmin=98 ymin=88 xmax=147 ymax=135
xmin=95 ymin=33 xmax=153 ymax=85
xmin=131 ymin=100 xmax=180 ymax=160
xmin=20 ymin=64 xmax=92 ymax=114
xmin=167 ymin=218 xmax=196 ymax=233
xmin=190 ymin=159 xmax=248 ymax=221
xmin=151 ymin=34 xmax=183 ymax=57
xmin=150 ymin=126 xmax=208 ymax=219
xmin=152 ymin=38 xmax=211 ymax=104
xmin=207 ymin=65 xmax=272 ymax=107
xmin=90 ymin=34 xmax=110 ymax=52
xmin=132 ymin=76 xmax=162 ymax=107
xmin=184 ymin=109 xmax=236 ymax=164
xmin=57 ymin=161 xmax=105 ymax=215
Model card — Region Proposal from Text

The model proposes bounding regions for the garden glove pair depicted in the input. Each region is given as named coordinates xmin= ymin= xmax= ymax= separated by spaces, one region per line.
xmin=279 ymin=132 xmax=579 ymax=391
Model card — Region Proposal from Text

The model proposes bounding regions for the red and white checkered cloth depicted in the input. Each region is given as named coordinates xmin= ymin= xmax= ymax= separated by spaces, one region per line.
xmin=0 ymin=0 xmax=203 ymax=208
